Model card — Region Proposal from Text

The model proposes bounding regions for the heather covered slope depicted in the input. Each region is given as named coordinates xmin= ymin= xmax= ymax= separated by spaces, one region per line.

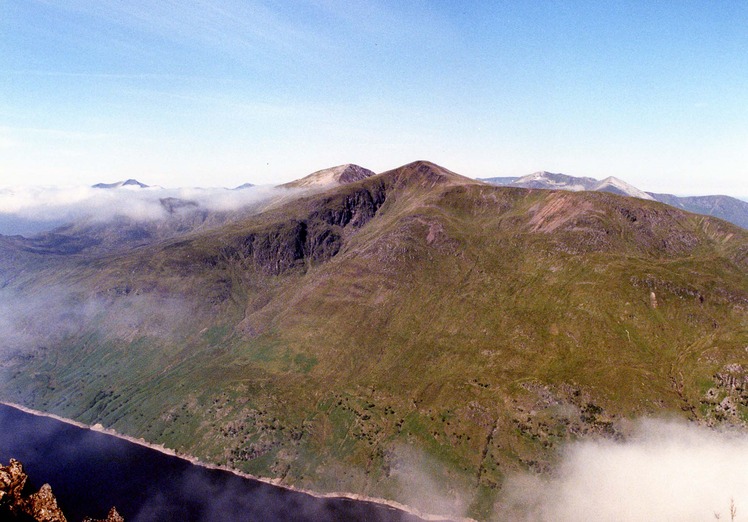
xmin=1 ymin=161 xmax=747 ymax=520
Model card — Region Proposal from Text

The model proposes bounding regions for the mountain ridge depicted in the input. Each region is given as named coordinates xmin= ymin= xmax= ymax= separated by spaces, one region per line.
xmin=480 ymin=171 xmax=748 ymax=229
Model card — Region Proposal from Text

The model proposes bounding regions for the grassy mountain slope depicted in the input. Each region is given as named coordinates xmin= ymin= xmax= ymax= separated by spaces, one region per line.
xmin=2 ymin=161 xmax=747 ymax=520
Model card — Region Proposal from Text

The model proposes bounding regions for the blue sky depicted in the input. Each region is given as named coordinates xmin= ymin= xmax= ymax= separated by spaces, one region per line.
xmin=1 ymin=1 xmax=747 ymax=196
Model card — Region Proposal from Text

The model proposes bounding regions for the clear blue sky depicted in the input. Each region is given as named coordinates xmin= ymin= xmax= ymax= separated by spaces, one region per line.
xmin=1 ymin=1 xmax=747 ymax=196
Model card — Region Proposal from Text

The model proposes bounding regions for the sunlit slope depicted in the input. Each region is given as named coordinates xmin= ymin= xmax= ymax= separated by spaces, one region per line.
xmin=2 ymin=161 xmax=747 ymax=519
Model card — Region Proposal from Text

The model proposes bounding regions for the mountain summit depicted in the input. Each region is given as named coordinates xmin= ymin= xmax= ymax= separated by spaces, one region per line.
xmin=513 ymin=171 xmax=599 ymax=191
xmin=380 ymin=160 xmax=481 ymax=190
xmin=283 ymin=164 xmax=375 ymax=189
xmin=92 ymin=179 xmax=149 ymax=189
xmin=594 ymin=176 xmax=655 ymax=200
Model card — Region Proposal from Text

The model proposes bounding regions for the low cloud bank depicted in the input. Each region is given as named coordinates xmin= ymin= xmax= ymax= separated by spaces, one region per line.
xmin=0 ymin=285 xmax=197 ymax=358
xmin=496 ymin=418 xmax=748 ymax=521
xmin=389 ymin=444 xmax=470 ymax=519
xmin=0 ymin=183 xmax=287 ymax=236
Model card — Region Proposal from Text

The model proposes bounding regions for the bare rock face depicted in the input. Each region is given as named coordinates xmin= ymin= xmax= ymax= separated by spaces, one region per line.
xmin=0 ymin=458 xmax=67 ymax=521
xmin=0 ymin=458 xmax=123 ymax=522
xmin=25 ymin=483 xmax=67 ymax=522
xmin=0 ymin=458 xmax=29 ymax=516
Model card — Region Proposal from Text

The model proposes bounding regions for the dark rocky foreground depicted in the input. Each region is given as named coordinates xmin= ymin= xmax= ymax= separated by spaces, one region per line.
xmin=0 ymin=458 xmax=123 ymax=522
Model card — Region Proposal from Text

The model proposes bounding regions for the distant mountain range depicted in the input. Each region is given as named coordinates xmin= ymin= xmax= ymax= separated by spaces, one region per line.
xmin=480 ymin=171 xmax=748 ymax=229
xmin=93 ymin=178 xmax=256 ymax=191
xmin=88 ymin=168 xmax=748 ymax=231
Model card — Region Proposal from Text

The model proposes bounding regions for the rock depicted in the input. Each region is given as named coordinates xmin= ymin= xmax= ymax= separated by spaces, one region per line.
xmin=0 ymin=458 xmax=123 ymax=522
xmin=24 ymin=483 xmax=67 ymax=522
xmin=83 ymin=507 xmax=125 ymax=522
xmin=0 ymin=458 xmax=28 ymax=517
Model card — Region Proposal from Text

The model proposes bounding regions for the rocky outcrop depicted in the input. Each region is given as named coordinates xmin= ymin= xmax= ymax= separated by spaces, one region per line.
xmin=0 ymin=459 xmax=122 ymax=522
xmin=24 ymin=483 xmax=67 ymax=522
xmin=0 ymin=458 xmax=67 ymax=521
xmin=0 ymin=459 xmax=28 ymax=516
xmin=701 ymin=364 xmax=748 ymax=425
xmin=210 ymin=181 xmax=388 ymax=274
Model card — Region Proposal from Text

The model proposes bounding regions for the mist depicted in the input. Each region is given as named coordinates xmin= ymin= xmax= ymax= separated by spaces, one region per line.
xmin=496 ymin=418 xmax=748 ymax=521
xmin=388 ymin=444 xmax=470 ymax=520
xmin=0 ymin=284 xmax=197 ymax=359
xmin=0 ymin=183 xmax=290 ymax=236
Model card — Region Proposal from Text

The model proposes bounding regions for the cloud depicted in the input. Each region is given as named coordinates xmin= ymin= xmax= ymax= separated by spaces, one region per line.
xmin=0 ymin=284 xmax=197 ymax=360
xmin=496 ymin=419 xmax=748 ymax=521
xmin=388 ymin=444 xmax=470 ymax=520
xmin=41 ymin=1 xmax=329 ymax=62
xmin=0 ymin=183 xmax=288 ymax=236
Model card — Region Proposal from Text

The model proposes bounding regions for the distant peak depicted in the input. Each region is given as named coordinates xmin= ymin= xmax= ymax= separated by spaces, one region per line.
xmin=93 ymin=179 xmax=149 ymax=189
xmin=527 ymin=171 xmax=555 ymax=179
xmin=594 ymin=177 xmax=655 ymax=201
xmin=283 ymin=164 xmax=375 ymax=189
xmin=513 ymin=171 xmax=598 ymax=191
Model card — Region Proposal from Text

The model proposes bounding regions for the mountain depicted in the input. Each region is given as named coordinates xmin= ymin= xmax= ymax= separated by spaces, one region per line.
xmin=92 ymin=179 xmax=150 ymax=189
xmin=478 ymin=176 xmax=519 ymax=185
xmin=649 ymin=192 xmax=748 ymax=230
xmin=502 ymin=171 xmax=599 ymax=191
xmin=595 ymin=176 xmax=655 ymax=200
xmin=282 ymin=164 xmax=376 ymax=189
xmin=1 ymin=160 xmax=747 ymax=520
xmin=481 ymin=171 xmax=746 ymax=229
xmin=485 ymin=171 xmax=655 ymax=200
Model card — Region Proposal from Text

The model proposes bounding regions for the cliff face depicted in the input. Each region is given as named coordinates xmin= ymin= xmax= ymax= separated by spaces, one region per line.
xmin=204 ymin=180 xmax=389 ymax=274
xmin=0 ymin=459 xmax=122 ymax=522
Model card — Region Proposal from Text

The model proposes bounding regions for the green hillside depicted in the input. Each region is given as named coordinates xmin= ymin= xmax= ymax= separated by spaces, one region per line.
xmin=2 ymin=161 xmax=747 ymax=520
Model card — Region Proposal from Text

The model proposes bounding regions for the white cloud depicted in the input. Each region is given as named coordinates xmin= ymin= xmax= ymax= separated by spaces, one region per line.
xmin=0 ymin=183 xmax=288 ymax=236
xmin=497 ymin=419 xmax=748 ymax=522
